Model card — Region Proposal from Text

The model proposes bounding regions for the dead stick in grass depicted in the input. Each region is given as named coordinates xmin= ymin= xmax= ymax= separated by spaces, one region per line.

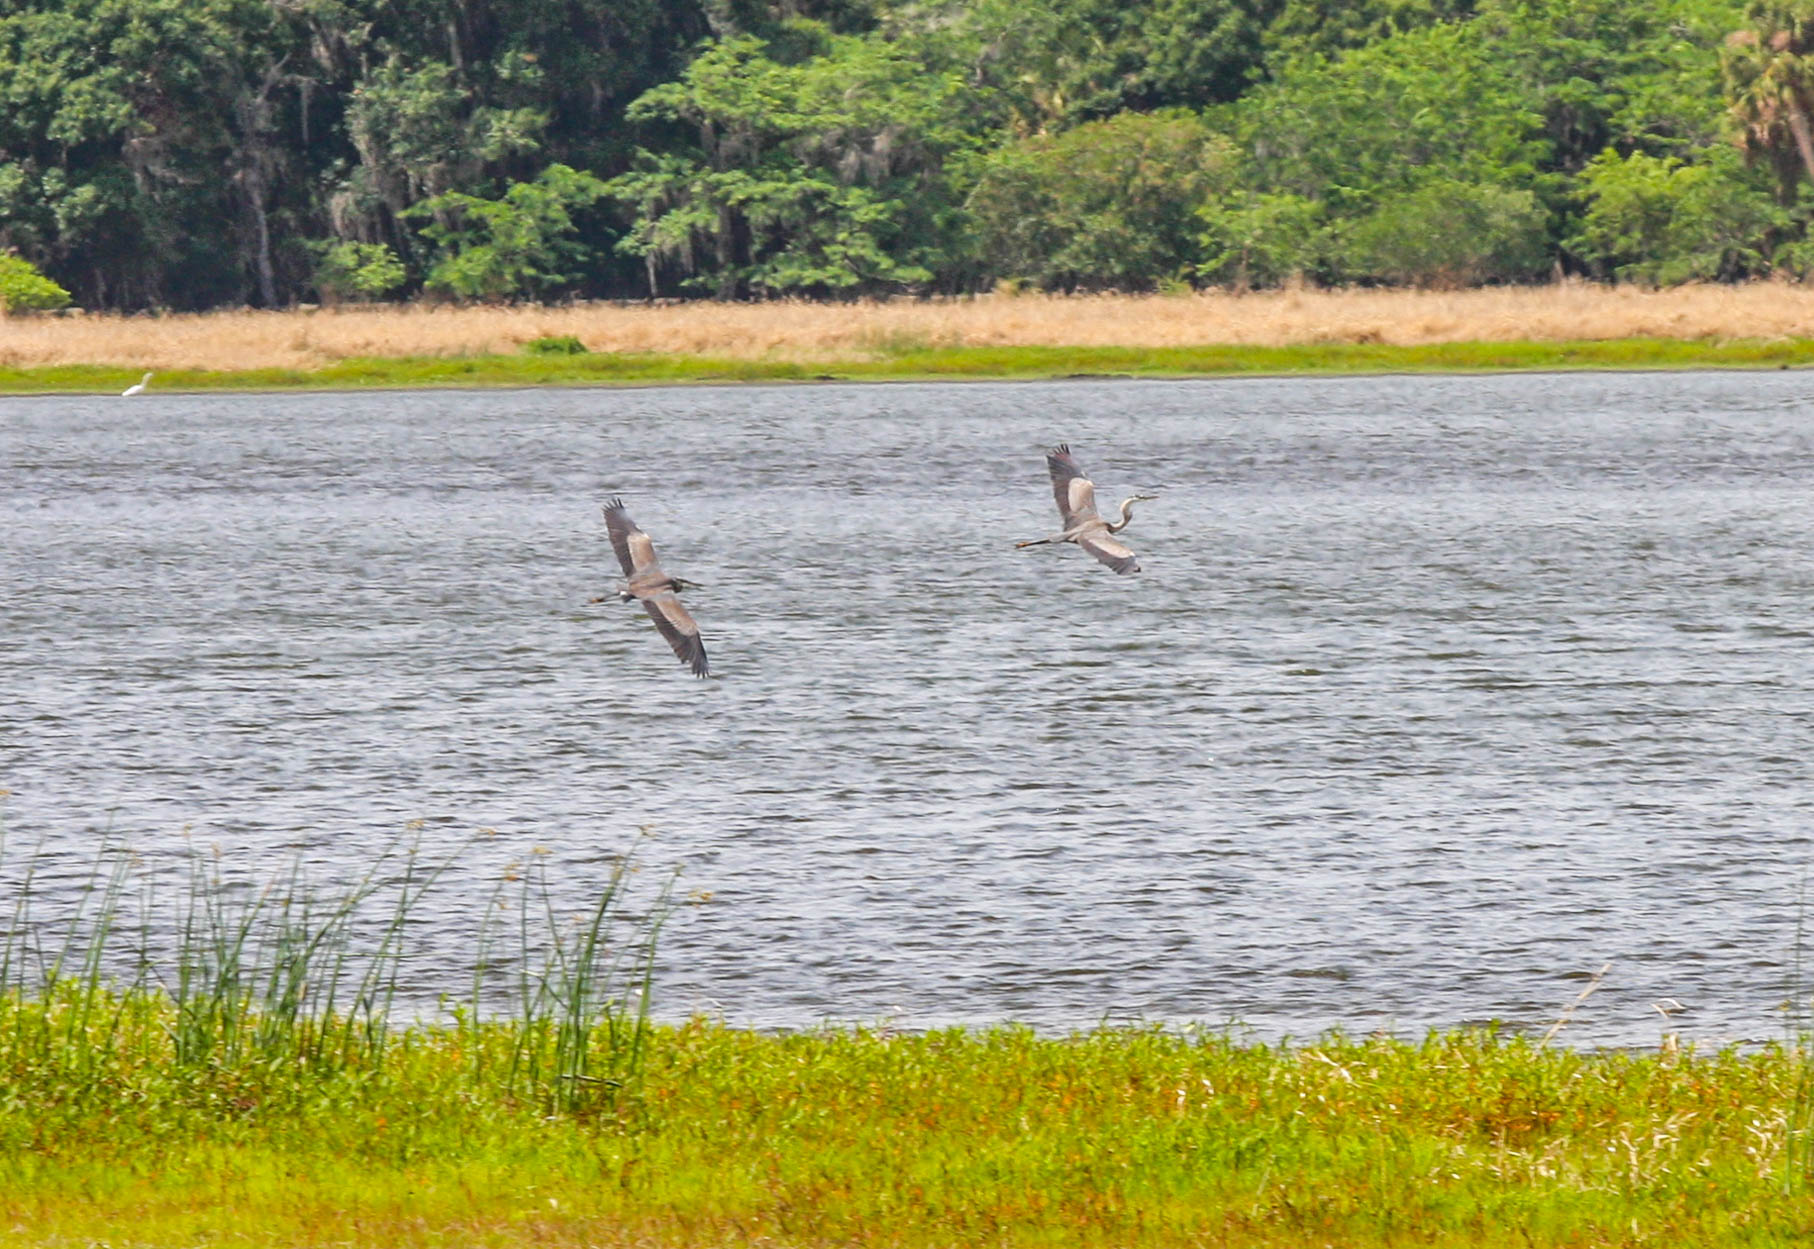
xmin=1542 ymin=962 xmax=1612 ymax=1045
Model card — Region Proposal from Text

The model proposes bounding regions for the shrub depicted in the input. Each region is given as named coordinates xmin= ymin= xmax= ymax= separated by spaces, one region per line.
xmin=312 ymin=241 xmax=407 ymax=302
xmin=1197 ymin=192 xmax=1329 ymax=288
xmin=408 ymin=164 xmax=610 ymax=302
xmin=1334 ymin=179 xmax=1551 ymax=287
xmin=966 ymin=111 xmax=1237 ymax=292
xmin=523 ymin=334 xmax=587 ymax=355
xmin=0 ymin=252 xmax=72 ymax=313
xmin=1570 ymin=148 xmax=1782 ymax=284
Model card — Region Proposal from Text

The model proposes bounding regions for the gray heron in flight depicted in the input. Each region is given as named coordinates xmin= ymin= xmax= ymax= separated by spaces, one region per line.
xmin=1015 ymin=443 xmax=1154 ymax=575
xmin=597 ymin=497 xmax=709 ymax=677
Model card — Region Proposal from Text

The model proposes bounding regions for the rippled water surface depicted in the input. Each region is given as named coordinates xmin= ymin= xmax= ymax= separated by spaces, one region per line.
xmin=6 ymin=372 xmax=1814 ymax=1047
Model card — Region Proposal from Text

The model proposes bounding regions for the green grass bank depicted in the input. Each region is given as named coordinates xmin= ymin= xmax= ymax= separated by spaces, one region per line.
xmin=3 ymin=992 xmax=1812 ymax=1248
xmin=0 ymin=838 xmax=1808 ymax=1248
xmin=7 ymin=336 xmax=1814 ymax=394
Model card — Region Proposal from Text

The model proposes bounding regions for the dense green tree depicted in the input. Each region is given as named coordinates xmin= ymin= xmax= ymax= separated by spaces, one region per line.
xmin=339 ymin=57 xmax=547 ymax=266
xmin=407 ymin=162 xmax=610 ymax=300
xmin=0 ymin=0 xmax=1797 ymax=306
xmin=965 ymin=111 xmax=1234 ymax=290
xmin=0 ymin=0 xmax=307 ymax=308
xmin=1131 ymin=0 xmax=1287 ymax=109
xmin=1724 ymin=0 xmax=1814 ymax=200
xmin=1334 ymin=179 xmax=1551 ymax=286
xmin=1473 ymin=0 xmax=1744 ymax=176
xmin=318 ymin=0 xmax=719 ymax=276
xmin=310 ymin=240 xmax=407 ymax=303
xmin=1195 ymin=191 xmax=1327 ymax=287
xmin=1570 ymin=146 xmax=1782 ymax=281
xmin=608 ymin=24 xmax=975 ymax=297
xmin=1261 ymin=0 xmax=1475 ymax=68
xmin=1229 ymin=2 xmax=1756 ymax=283
xmin=1235 ymin=23 xmax=1545 ymax=212
xmin=951 ymin=0 xmax=1282 ymax=132
xmin=0 ymin=0 xmax=722 ymax=307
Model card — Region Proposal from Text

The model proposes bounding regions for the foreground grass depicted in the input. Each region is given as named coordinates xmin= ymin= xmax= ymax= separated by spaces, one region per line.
xmin=3 ymin=838 xmax=1808 ymax=1246
xmin=5 ymin=335 xmax=1814 ymax=394
xmin=3 ymin=990 xmax=1812 ymax=1248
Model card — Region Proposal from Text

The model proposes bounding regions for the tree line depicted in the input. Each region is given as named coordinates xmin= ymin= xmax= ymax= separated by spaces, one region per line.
xmin=3 ymin=0 xmax=1813 ymax=311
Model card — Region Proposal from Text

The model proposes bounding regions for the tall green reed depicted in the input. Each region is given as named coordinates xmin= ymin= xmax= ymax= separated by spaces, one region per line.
xmin=0 ymin=824 xmax=673 ymax=1112
xmin=0 ymin=832 xmax=147 ymax=1086
xmin=467 ymin=844 xmax=673 ymax=1115
xmin=165 ymin=837 xmax=450 ymax=1071
xmin=1784 ymin=868 xmax=1814 ymax=1195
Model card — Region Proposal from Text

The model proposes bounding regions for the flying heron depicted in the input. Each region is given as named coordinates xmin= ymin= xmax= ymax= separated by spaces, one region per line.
xmin=121 ymin=372 xmax=153 ymax=397
xmin=1015 ymin=443 xmax=1155 ymax=575
xmin=597 ymin=497 xmax=709 ymax=677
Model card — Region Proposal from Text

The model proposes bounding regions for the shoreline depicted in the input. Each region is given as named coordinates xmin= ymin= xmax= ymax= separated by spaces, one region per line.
xmin=6 ymin=285 xmax=1814 ymax=393
xmin=3 ymin=335 xmax=1813 ymax=395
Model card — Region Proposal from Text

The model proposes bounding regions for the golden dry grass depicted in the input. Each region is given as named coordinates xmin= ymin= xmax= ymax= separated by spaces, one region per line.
xmin=7 ymin=282 xmax=1814 ymax=371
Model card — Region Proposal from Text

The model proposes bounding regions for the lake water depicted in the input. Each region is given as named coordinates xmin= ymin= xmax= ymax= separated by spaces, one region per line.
xmin=5 ymin=372 xmax=1814 ymax=1049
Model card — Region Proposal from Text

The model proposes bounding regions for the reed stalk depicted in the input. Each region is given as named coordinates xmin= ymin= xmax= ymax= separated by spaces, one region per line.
xmin=1785 ymin=870 xmax=1814 ymax=1196
xmin=487 ymin=846 xmax=672 ymax=1115
xmin=0 ymin=830 xmax=672 ymax=1111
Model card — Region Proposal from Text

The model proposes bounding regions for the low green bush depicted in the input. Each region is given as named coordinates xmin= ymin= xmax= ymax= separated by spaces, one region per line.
xmin=0 ymin=253 xmax=71 ymax=313
xmin=523 ymin=334 xmax=588 ymax=355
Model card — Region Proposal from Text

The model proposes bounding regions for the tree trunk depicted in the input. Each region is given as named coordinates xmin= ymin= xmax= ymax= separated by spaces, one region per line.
xmin=1786 ymin=99 xmax=1814 ymax=190
xmin=233 ymin=58 xmax=288 ymax=307
xmin=715 ymin=203 xmax=738 ymax=299
xmin=248 ymin=176 xmax=278 ymax=307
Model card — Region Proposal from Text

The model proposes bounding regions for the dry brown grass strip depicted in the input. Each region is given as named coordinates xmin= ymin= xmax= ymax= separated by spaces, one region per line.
xmin=6 ymin=283 xmax=1814 ymax=371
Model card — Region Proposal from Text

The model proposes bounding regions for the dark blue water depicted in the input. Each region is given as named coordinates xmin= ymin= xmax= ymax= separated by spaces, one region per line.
xmin=4 ymin=372 xmax=1813 ymax=1047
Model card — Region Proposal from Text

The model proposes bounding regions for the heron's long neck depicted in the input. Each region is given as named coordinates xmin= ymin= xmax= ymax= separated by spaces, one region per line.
xmin=1107 ymin=498 xmax=1139 ymax=533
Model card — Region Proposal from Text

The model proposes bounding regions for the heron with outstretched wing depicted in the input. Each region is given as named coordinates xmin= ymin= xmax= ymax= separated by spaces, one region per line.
xmin=1015 ymin=444 xmax=1154 ymax=575
xmin=598 ymin=497 xmax=709 ymax=677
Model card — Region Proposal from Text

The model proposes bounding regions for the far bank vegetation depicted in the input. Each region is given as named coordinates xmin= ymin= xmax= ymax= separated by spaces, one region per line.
xmin=7 ymin=1 xmax=1814 ymax=314
xmin=6 ymin=284 xmax=1814 ymax=373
